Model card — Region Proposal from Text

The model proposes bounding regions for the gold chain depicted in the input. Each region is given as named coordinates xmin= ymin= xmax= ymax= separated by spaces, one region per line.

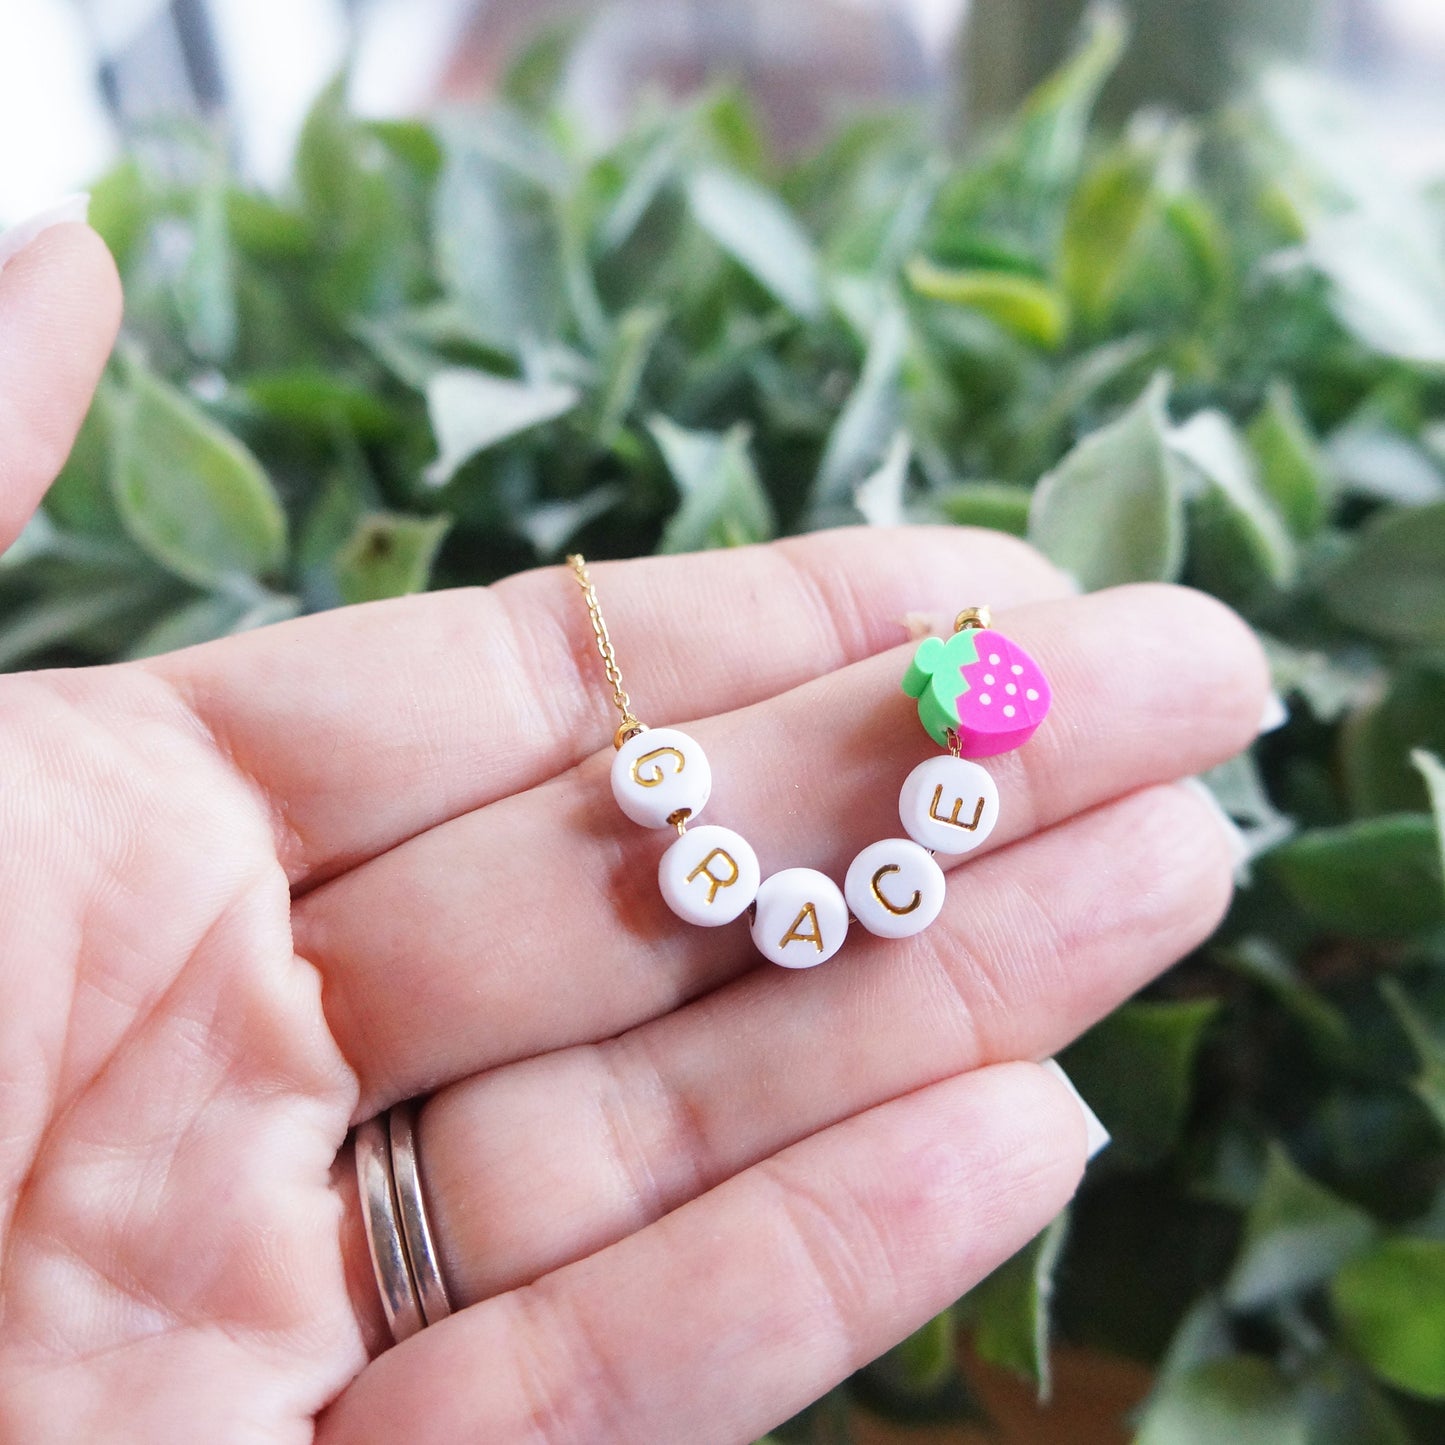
xmin=567 ymin=554 xmax=647 ymax=749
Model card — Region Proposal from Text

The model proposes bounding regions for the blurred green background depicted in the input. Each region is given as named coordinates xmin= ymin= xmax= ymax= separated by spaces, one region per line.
xmin=6 ymin=2 xmax=1445 ymax=1441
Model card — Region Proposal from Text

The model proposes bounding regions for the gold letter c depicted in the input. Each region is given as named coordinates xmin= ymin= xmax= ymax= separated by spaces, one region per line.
xmin=871 ymin=863 xmax=922 ymax=916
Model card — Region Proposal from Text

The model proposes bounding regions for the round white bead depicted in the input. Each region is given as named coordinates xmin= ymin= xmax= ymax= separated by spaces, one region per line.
xmin=659 ymin=825 xmax=760 ymax=927
xmin=898 ymin=756 xmax=1000 ymax=856
xmin=844 ymin=838 xmax=946 ymax=939
xmin=750 ymin=868 xmax=849 ymax=968
xmin=610 ymin=727 xmax=712 ymax=829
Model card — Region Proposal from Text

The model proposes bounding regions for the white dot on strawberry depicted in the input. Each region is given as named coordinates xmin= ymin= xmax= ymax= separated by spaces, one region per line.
xmin=1006 ymin=684 xmax=1017 ymax=696
xmin=980 ymin=694 xmax=991 ymax=706
xmin=1026 ymin=689 xmax=1039 ymax=701
xmin=984 ymin=674 xmax=996 ymax=685
xmin=1004 ymin=705 xmax=1016 ymax=717
xmin=989 ymin=654 xmax=1001 ymax=665
xmin=1012 ymin=664 xmax=1023 ymax=675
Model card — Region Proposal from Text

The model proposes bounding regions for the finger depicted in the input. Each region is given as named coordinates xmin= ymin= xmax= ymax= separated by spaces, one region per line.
xmin=0 ymin=218 xmax=122 ymax=550
xmin=144 ymin=527 xmax=1070 ymax=885
xmin=319 ymin=1062 xmax=1086 ymax=1445
xmin=405 ymin=780 xmax=1229 ymax=1302
xmin=295 ymin=584 xmax=1268 ymax=1110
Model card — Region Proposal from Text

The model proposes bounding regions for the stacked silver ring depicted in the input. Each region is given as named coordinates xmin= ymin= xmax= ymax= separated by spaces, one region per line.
xmin=354 ymin=1101 xmax=453 ymax=1343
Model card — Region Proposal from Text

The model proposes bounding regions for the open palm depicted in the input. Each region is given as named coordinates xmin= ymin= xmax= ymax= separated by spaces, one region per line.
xmin=0 ymin=224 xmax=1269 ymax=1445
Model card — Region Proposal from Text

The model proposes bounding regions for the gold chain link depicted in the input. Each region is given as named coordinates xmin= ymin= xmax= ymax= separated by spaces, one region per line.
xmin=567 ymin=554 xmax=647 ymax=749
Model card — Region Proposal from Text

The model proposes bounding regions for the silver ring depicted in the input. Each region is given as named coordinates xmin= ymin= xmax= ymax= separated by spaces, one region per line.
xmin=354 ymin=1115 xmax=424 ymax=1343
xmin=389 ymin=1101 xmax=454 ymax=1327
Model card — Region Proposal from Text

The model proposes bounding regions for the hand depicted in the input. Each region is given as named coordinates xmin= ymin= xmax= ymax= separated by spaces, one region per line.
xmin=0 ymin=222 xmax=1269 ymax=1444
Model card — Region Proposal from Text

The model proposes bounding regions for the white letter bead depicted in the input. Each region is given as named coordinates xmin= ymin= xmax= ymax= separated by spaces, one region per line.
xmin=750 ymin=868 xmax=849 ymax=968
xmin=610 ymin=727 xmax=712 ymax=829
xmin=659 ymin=825 xmax=760 ymax=927
xmin=845 ymin=839 xmax=946 ymax=939
xmin=898 ymin=756 xmax=999 ymax=855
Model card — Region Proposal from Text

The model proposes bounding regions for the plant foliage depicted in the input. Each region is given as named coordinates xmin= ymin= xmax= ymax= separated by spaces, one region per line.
xmin=10 ymin=6 xmax=1445 ymax=1440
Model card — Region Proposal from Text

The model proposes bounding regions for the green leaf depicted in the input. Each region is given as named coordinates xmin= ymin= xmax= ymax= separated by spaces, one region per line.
xmin=933 ymin=482 xmax=1032 ymax=536
xmin=1171 ymin=409 xmax=1297 ymax=590
xmin=424 ymin=368 xmax=580 ymax=486
xmin=499 ymin=21 xmax=576 ymax=116
xmin=1220 ymin=939 xmax=1350 ymax=1058
xmin=813 ymin=304 xmax=908 ymax=508
xmin=1261 ymin=633 xmax=1374 ymax=726
xmin=517 ymin=486 xmax=623 ymax=559
xmin=433 ymin=111 xmax=567 ymax=349
xmin=1380 ymin=977 xmax=1445 ymax=1138
xmin=686 ymin=168 xmax=824 ymax=319
xmin=1342 ymin=666 xmax=1445 ymax=816
xmin=1224 ymin=1144 xmax=1377 ymax=1311
xmin=334 ymin=512 xmax=452 ymax=605
xmin=1029 ymin=374 xmax=1184 ymax=590
xmin=1325 ymin=501 xmax=1445 ymax=646
xmin=1259 ymin=68 xmax=1394 ymax=217
xmin=1247 ymin=383 xmax=1329 ymax=539
xmin=853 ymin=433 xmax=911 ymax=528
xmin=1008 ymin=3 xmax=1127 ymax=197
xmin=599 ymin=127 xmax=688 ymax=253
xmin=1269 ymin=815 xmax=1445 ymax=937
xmin=593 ymin=306 xmax=666 ymax=443
xmin=965 ymin=1211 xmax=1069 ymax=1399
xmin=1333 ymin=1238 xmax=1445 ymax=1398
xmin=0 ymin=512 xmax=62 ymax=570
xmin=905 ymin=259 xmax=1068 ymax=348
xmin=650 ymin=417 xmax=776 ymax=553
xmin=125 ymin=590 xmax=301 ymax=660
xmin=696 ymin=90 xmax=767 ymax=175
xmin=1414 ymin=749 xmax=1445 ymax=894
xmin=1199 ymin=753 xmax=1294 ymax=863
xmin=853 ymin=1307 xmax=979 ymax=1426
xmin=46 ymin=388 xmax=124 ymax=538
xmin=242 ymin=367 xmax=397 ymax=440
xmin=1060 ymin=136 xmax=1160 ymax=329
xmin=1150 ymin=1297 xmax=1235 ymax=1398
xmin=86 ymin=157 xmax=148 ymax=272
xmin=1328 ymin=425 xmax=1445 ymax=507
xmin=1060 ymin=999 xmax=1219 ymax=1167
xmin=295 ymin=78 xmax=432 ymax=317
xmin=884 ymin=1307 xmax=957 ymax=1392
xmin=227 ymin=190 xmax=314 ymax=259
xmin=110 ymin=368 xmax=287 ymax=589
xmin=1299 ymin=1367 xmax=1412 ymax=1445
xmin=177 ymin=155 xmax=237 ymax=362
xmin=1135 ymin=1358 xmax=1307 ymax=1445
xmin=1162 ymin=191 xmax=1231 ymax=309
xmin=1305 ymin=213 xmax=1445 ymax=366
xmin=0 ymin=579 xmax=175 ymax=671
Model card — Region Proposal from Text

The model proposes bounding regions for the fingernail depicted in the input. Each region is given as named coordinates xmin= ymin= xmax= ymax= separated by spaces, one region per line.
xmin=1041 ymin=1059 xmax=1111 ymax=1160
xmin=1180 ymin=776 xmax=1250 ymax=873
xmin=1258 ymin=691 xmax=1289 ymax=735
xmin=0 ymin=194 xmax=91 ymax=275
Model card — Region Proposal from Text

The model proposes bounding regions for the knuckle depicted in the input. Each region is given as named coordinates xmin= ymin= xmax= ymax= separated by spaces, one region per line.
xmin=595 ymin=1033 xmax=714 ymax=1226
xmin=756 ymin=1156 xmax=893 ymax=1372
xmin=508 ymin=1281 xmax=630 ymax=1445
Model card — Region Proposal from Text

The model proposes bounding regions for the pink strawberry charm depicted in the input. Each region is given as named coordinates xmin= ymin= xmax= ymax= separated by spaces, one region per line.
xmin=951 ymin=629 xmax=1051 ymax=757
xmin=902 ymin=621 xmax=1052 ymax=756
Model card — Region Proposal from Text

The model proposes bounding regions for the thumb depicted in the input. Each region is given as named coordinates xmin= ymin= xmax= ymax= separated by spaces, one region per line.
xmin=0 ymin=196 xmax=123 ymax=554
